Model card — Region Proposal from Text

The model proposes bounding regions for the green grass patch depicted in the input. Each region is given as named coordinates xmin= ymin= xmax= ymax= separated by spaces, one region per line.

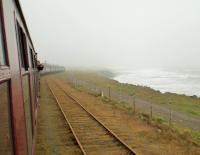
xmin=191 ymin=131 xmax=200 ymax=145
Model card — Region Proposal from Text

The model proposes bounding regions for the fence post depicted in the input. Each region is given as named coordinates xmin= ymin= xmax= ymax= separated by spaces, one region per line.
xmin=150 ymin=105 xmax=153 ymax=120
xmin=101 ymin=89 xmax=104 ymax=97
xmin=133 ymin=97 xmax=136 ymax=113
xmin=108 ymin=87 xmax=111 ymax=99
xmin=169 ymin=108 xmax=172 ymax=126
xmin=74 ymin=79 xmax=76 ymax=88
xmin=119 ymin=87 xmax=122 ymax=102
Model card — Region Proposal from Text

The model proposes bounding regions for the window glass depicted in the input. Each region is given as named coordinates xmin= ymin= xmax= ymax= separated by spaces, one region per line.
xmin=22 ymin=75 xmax=32 ymax=155
xmin=16 ymin=23 xmax=29 ymax=70
xmin=0 ymin=16 xmax=6 ymax=66
xmin=29 ymin=48 xmax=34 ymax=68
xmin=0 ymin=82 xmax=13 ymax=155
xmin=33 ymin=57 xmax=36 ymax=69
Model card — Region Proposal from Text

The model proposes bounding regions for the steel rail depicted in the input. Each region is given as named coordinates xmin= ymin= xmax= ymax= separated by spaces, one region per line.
xmin=54 ymin=80 xmax=137 ymax=155
xmin=47 ymin=82 xmax=87 ymax=155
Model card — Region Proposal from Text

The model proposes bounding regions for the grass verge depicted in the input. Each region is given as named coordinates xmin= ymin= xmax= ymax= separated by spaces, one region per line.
xmin=66 ymin=75 xmax=200 ymax=145
xmin=58 ymin=71 xmax=200 ymax=119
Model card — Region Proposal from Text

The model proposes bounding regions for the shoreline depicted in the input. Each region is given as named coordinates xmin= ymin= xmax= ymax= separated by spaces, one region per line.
xmin=112 ymin=77 xmax=200 ymax=99
xmin=103 ymin=69 xmax=200 ymax=99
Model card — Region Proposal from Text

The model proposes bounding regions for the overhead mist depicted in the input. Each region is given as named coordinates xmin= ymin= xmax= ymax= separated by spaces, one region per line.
xmin=20 ymin=0 xmax=200 ymax=70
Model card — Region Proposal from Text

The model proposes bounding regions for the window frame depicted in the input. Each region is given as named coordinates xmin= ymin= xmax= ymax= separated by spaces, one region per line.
xmin=15 ymin=21 xmax=29 ymax=72
xmin=29 ymin=47 xmax=35 ymax=69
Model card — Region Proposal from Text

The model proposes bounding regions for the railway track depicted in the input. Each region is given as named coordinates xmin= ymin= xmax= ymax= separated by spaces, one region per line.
xmin=38 ymin=81 xmax=83 ymax=155
xmin=47 ymin=80 xmax=136 ymax=155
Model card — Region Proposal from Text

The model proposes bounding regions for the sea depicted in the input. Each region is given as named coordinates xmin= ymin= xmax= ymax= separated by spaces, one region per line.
xmin=113 ymin=68 xmax=200 ymax=97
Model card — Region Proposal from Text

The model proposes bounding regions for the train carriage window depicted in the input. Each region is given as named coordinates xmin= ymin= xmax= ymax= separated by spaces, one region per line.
xmin=16 ymin=22 xmax=29 ymax=71
xmin=33 ymin=55 xmax=36 ymax=69
xmin=29 ymin=48 xmax=35 ymax=69
xmin=0 ymin=82 xmax=13 ymax=155
xmin=0 ymin=12 xmax=6 ymax=66
xmin=22 ymin=75 xmax=33 ymax=155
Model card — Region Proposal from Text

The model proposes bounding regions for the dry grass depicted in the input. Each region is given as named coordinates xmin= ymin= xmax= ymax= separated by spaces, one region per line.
xmin=57 ymin=71 xmax=200 ymax=143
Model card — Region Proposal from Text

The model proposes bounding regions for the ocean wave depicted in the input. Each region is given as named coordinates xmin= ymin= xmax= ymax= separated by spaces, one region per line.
xmin=113 ymin=68 xmax=200 ymax=97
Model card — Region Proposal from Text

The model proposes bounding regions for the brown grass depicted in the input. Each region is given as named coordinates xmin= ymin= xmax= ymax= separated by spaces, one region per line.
xmin=54 ymin=76 xmax=200 ymax=155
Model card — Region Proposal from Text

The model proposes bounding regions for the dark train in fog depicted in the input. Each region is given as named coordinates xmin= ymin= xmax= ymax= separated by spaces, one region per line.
xmin=0 ymin=1 xmax=63 ymax=155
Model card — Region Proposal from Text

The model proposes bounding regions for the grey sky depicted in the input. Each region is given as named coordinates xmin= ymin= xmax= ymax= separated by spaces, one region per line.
xmin=20 ymin=0 xmax=200 ymax=69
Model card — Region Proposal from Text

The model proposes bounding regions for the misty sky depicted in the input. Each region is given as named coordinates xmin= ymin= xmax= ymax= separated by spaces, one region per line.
xmin=20 ymin=0 xmax=200 ymax=69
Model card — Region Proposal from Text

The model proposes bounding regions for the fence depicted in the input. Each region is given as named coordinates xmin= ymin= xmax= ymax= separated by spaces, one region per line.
xmin=65 ymin=75 xmax=200 ymax=131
